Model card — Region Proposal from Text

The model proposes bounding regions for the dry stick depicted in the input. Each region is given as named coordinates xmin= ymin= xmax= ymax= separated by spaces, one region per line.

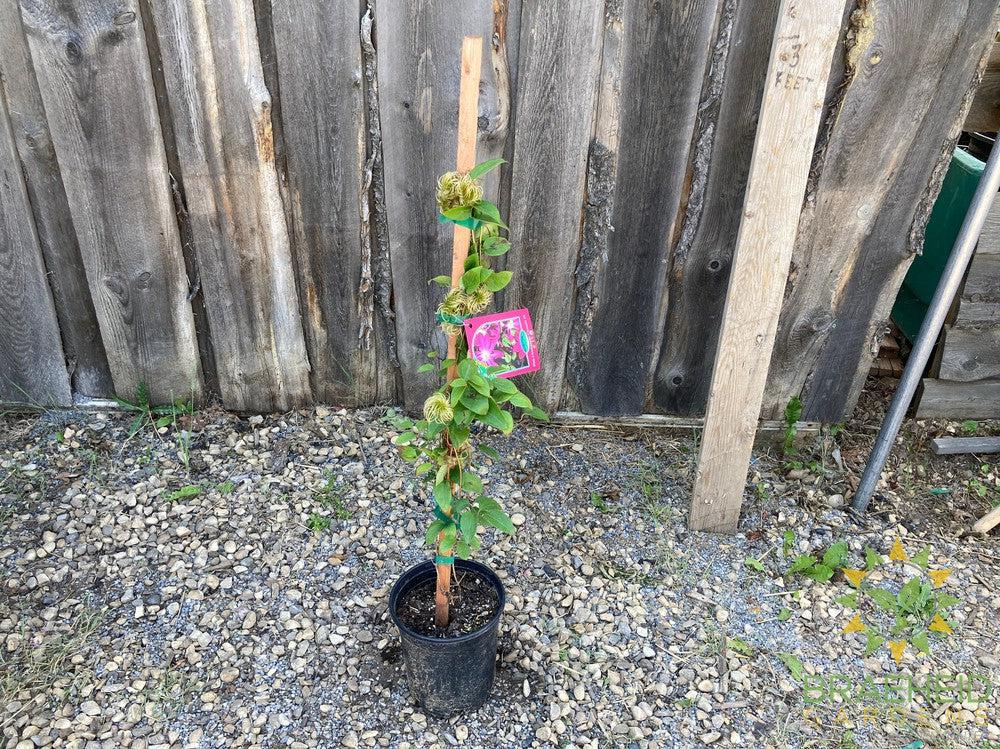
xmin=435 ymin=36 xmax=483 ymax=629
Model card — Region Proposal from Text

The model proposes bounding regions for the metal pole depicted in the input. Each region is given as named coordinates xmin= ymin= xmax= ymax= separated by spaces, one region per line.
xmin=853 ymin=141 xmax=1000 ymax=514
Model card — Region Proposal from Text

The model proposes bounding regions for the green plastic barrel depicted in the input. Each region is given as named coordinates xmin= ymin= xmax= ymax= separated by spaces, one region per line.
xmin=892 ymin=146 xmax=986 ymax=342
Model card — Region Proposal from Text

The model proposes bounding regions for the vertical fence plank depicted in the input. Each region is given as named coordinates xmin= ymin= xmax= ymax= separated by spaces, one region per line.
xmin=504 ymin=0 xmax=604 ymax=413
xmin=146 ymin=0 xmax=312 ymax=412
xmin=566 ymin=0 xmax=719 ymax=416
xmin=0 ymin=84 xmax=71 ymax=406
xmin=651 ymin=0 xmax=782 ymax=416
xmin=0 ymin=1 xmax=112 ymax=397
xmin=377 ymin=1 xmax=512 ymax=411
xmin=20 ymin=0 xmax=202 ymax=404
xmin=764 ymin=0 xmax=1000 ymax=422
xmin=270 ymin=0 xmax=394 ymax=406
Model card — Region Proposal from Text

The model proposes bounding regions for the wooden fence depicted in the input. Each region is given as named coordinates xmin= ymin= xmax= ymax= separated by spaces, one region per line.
xmin=1 ymin=0 xmax=996 ymax=419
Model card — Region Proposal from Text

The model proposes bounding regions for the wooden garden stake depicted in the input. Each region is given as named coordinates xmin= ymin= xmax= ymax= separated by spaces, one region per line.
xmin=689 ymin=0 xmax=845 ymax=533
xmin=435 ymin=35 xmax=482 ymax=628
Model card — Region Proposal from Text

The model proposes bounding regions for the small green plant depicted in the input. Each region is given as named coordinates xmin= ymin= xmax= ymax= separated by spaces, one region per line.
xmin=785 ymin=540 xmax=849 ymax=583
xmin=782 ymin=396 xmax=803 ymax=456
xmin=589 ymin=491 xmax=611 ymax=513
xmin=306 ymin=513 xmax=332 ymax=532
xmin=393 ymin=158 xmax=548 ymax=628
xmin=960 ymin=419 xmax=979 ymax=435
xmin=315 ymin=473 xmax=351 ymax=519
xmin=217 ymin=481 xmax=235 ymax=495
xmin=166 ymin=485 xmax=200 ymax=502
xmin=115 ymin=383 xmax=194 ymax=438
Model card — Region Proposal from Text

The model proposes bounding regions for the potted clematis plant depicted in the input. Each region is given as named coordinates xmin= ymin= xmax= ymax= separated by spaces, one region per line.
xmin=388 ymin=159 xmax=547 ymax=715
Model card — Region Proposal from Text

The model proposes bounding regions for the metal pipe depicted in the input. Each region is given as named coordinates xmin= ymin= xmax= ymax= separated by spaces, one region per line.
xmin=852 ymin=141 xmax=1000 ymax=514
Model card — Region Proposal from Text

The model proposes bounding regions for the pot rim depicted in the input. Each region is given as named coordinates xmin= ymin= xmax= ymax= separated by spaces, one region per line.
xmin=388 ymin=558 xmax=505 ymax=645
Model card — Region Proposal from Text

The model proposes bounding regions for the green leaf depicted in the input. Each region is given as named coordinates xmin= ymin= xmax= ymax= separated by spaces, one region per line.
xmin=417 ymin=363 xmax=435 ymax=373
xmin=777 ymin=652 xmax=805 ymax=682
xmin=155 ymin=415 xmax=172 ymax=428
xmin=461 ymin=472 xmax=484 ymax=495
xmin=911 ymin=546 xmax=930 ymax=570
xmin=425 ymin=519 xmax=446 ymax=546
xmin=462 ymin=391 xmax=490 ymax=415
xmin=472 ymin=200 xmax=506 ymax=228
xmin=442 ymin=206 xmax=472 ymax=221
xmin=489 ymin=377 xmax=516 ymax=394
xmin=867 ymin=587 xmax=897 ymax=611
xmin=468 ymin=374 xmax=491 ymax=396
xmin=822 ymin=541 xmax=849 ymax=570
xmin=457 ymin=359 xmax=476 ymax=380
xmin=455 ymin=540 xmax=472 ymax=560
xmin=743 ymin=557 xmax=765 ymax=572
xmin=399 ymin=446 xmax=418 ymax=461
xmin=468 ymin=158 xmax=505 ymax=179
xmin=166 ymin=485 xmax=200 ymax=502
xmin=864 ymin=547 xmax=882 ymax=570
xmin=448 ymin=425 xmax=470 ymax=446
xmin=782 ymin=530 xmax=795 ymax=557
xmin=912 ymin=631 xmax=930 ymax=655
xmin=727 ymin=637 xmax=755 ymax=657
xmin=459 ymin=509 xmax=478 ymax=540
xmin=527 ymin=407 xmax=549 ymax=422
xmin=450 ymin=384 xmax=466 ymax=406
xmin=936 ymin=592 xmax=961 ymax=609
xmin=836 ymin=592 xmax=858 ymax=609
xmin=508 ymin=392 xmax=532 ymax=409
xmin=788 ymin=555 xmax=817 ymax=574
xmin=482 ymin=236 xmax=511 ymax=256
xmin=440 ymin=524 xmax=457 ymax=553
xmin=804 ymin=563 xmax=834 ymax=583
xmin=777 ymin=607 xmax=793 ymax=622
xmin=461 ymin=266 xmax=492 ymax=292
xmin=431 ymin=275 xmax=453 ymax=287
xmin=484 ymin=270 xmax=513 ymax=292
xmin=480 ymin=506 xmax=515 ymax=535
xmin=478 ymin=444 xmax=501 ymax=461
xmin=864 ymin=630 xmax=884 ymax=656
xmin=394 ymin=431 xmax=416 ymax=445
xmin=897 ymin=577 xmax=923 ymax=612
xmin=415 ymin=462 xmax=433 ymax=476
xmin=481 ymin=403 xmax=514 ymax=434
xmin=434 ymin=481 xmax=453 ymax=512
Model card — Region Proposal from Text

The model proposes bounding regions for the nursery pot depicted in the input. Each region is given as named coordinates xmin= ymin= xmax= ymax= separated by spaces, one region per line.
xmin=388 ymin=558 xmax=505 ymax=716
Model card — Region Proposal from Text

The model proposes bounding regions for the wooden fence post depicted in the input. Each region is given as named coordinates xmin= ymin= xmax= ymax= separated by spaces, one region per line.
xmin=689 ymin=0 xmax=845 ymax=533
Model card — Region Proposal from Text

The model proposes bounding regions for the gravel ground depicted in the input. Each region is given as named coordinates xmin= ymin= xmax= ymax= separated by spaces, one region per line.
xmin=1 ymin=388 xmax=998 ymax=749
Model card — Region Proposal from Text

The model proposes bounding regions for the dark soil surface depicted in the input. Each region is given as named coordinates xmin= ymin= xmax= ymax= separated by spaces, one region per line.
xmin=396 ymin=568 xmax=499 ymax=638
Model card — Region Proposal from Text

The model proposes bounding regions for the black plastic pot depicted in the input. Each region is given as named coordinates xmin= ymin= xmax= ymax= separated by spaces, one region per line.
xmin=388 ymin=559 xmax=505 ymax=716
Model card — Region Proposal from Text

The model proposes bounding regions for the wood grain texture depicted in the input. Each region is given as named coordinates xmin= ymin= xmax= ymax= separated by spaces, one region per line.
xmin=0 ymin=81 xmax=72 ymax=406
xmin=930 ymin=436 xmax=1000 ymax=455
xmin=652 ymin=0 xmax=783 ymax=416
xmin=149 ymin=0 xmax=311 ymax=412
xmin=0 ymin=0 xmax=111 ymax=397
xmin=964 ymin=41 xmax=1000 ymax=132
xmin=376 ymin=2 xmax=511 ymax=410
xmin=691 ymin=0 xmax=843 ymax=533
xmin=566 ymin=0 xmax=719 ymax=416
xmin=917 ymin=378 xmax=1000 ymax=419
xmin=271 ymin=0 xmax=396 ymax=406
xmin=764 ymin=0 xmax=1000 ymax=423
xmin=504 ymin=0 xmax=604 ymax=413
xmin=939 ymin=326 xmax=1000 ymax=382
xmin=20 ymin=0 xmax=202 ymax=404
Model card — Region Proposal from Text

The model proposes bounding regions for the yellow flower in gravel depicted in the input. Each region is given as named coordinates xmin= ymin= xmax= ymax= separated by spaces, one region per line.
xmin=929 ymin=614 xmax=953 ymax=635
xmin=928 ymin=568 xmax=952 ymax=588
xmin=842 ymin=569 xmax=867 ymax=588
xmin=843 ymin=613 xmax=866 ymax=634
xmin=887 ymin=640 xmax=907 ymax=663
xmin=889 ymin=538 xmax=907 ymax=562
xmin=423 ymin=392 xmax=454 ymax=424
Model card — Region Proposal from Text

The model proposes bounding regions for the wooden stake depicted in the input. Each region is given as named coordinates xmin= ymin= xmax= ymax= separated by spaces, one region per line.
xmin=435 ymin=35 xmax=482 ymax=628
xmin=689 ymin=0 xmax=844 ymax=533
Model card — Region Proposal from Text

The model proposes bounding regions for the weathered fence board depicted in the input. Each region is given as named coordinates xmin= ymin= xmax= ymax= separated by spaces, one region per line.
xmin=652 ymin=0 xmax=782 ymax=416
xmin=0 ymin=85 xmax=72 ymax=406
xmin=566 ymin=0 xmax=718 ymax=416
xmin=0 ymin=1 xmax=992 ymax=421
xmin=270 ymin=0 xmax=396 ymax=405
xmin=764 ymin=0 xmax=1000 ymax=422
xmin=0 ymin=0 xmax=111 ymax=397
xmin=148 ymin=0 xmax=311 ymax=412
xmin=505 ymin=0 xmax=604 ymax=413
xmin=20 ymin=0 xmax=202 ymax=403
xmin=376 ymin=2 xmax=512 ymax=411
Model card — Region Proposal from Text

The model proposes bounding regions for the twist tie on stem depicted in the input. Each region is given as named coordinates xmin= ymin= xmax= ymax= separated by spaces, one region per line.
xmin=435 ymin=555 xmax=456 ymax=565
xmin=433 ymin=504 xmax=455 ymax=525
xmin=435 ymin=311 xmax=468 ymax=326
xmin=438 ymin=213 xmax=482 ymax=231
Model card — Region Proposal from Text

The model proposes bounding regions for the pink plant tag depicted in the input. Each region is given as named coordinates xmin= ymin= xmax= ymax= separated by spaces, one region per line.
xmin=463 ymin=308 xmax=540 ymax=379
